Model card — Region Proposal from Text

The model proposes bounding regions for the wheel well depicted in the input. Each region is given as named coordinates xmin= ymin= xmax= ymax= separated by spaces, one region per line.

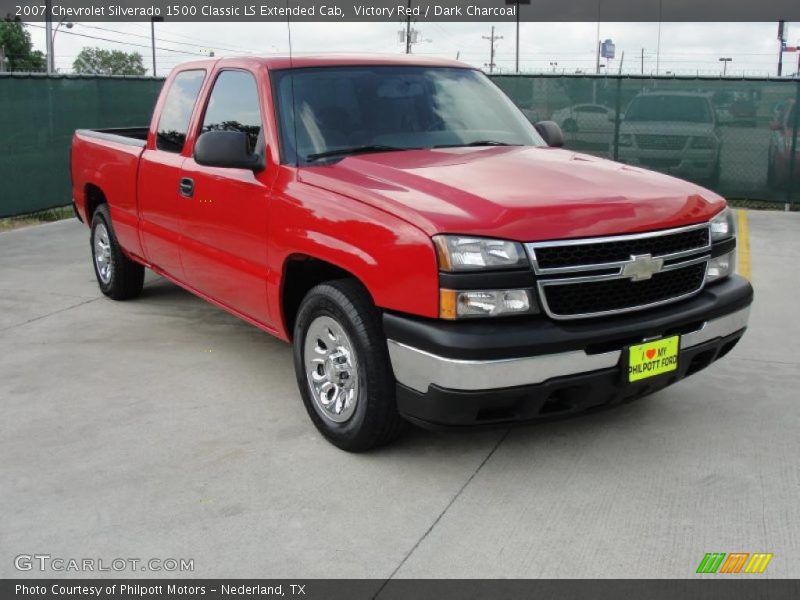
xmin=84 ymin=184 xmax=107 ymax=224
xmin=281 ymin=256 xmax=360 ymax=339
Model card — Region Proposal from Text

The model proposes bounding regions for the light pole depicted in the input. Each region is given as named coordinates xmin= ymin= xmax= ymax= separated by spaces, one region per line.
xmin=50 ymin=18 xmax=73 ymax=74
xmin=151 ymin=16 xmax=164 ymax=76
xmin=550 ymin=61 xmax=558 ymax=72
xmin=719 ymin=57 xmax=732 ymax=76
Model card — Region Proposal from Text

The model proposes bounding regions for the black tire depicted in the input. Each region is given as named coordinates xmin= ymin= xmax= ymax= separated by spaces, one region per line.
xmin=90 ymin=204 xmax=144 ymax=300
xmin=292 ymin=279 xmax=405 ymax=452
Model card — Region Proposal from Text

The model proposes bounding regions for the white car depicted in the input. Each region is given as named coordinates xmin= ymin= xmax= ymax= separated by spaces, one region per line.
xmin=550 ymin=104 xmax=614 ymax=147
xmin=615 ymin=92 xmax=721 ymax=186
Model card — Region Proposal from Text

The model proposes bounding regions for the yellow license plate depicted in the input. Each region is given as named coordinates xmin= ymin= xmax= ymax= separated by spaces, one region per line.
xmin=628 ymin=336 xmax=679 ymax=383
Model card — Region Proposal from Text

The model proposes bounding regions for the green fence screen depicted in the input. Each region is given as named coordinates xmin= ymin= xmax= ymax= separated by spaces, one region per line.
xmin=0 ymin=74 xmax=164 ymax=218
xmin=493 ymin=74 xmax=800 ymax=205
xmin=0 ymin=73 xmax=798 ymax=218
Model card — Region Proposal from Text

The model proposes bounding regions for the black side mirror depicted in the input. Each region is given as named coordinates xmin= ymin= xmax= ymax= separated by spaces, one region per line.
xmin=534 ymin=121 xmax=565 ymax=148
xmin=194 ymin=131 xmax=264 ymax=171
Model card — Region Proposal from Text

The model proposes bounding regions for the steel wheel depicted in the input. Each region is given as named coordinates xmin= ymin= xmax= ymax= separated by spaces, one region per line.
xmin=303 ymin=315 xmax=359 ymax=423
xmin=93 ymin=222 xmax=113 ymax=284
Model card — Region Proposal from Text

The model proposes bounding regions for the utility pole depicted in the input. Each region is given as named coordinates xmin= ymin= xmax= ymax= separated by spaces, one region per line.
xmin=777 ymin=20 xmax=786 ymax=77
xmin=483 ymin=26 xmax=503 ymax=74
xmin=405 ymin=0 xmax=412 ymax=54
xmin=641 ymin=48 xmax=644 ymax=74
xmin=45 ymin=0 xmax=53 ymax=74
xmin=150 ymin=16 xmax=164 ymax=76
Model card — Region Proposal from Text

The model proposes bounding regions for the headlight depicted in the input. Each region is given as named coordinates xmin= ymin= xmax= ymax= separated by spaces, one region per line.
xmin=433 ymin=235 xmax=528 ymax=271
xmin=691 ymin=136 xmax=717 ymax=149
xmin=617 ymin=134 xmax=633 ymax=147
xmin=706 ymin=250 xmax=736 ymax=283
xmin=710 ymin=208 xmax=736 ymax=241
xmin=440 ymin=288 xmax=538 ymax=319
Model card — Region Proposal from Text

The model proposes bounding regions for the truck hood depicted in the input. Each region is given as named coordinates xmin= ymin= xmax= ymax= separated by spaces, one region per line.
xmin=298 ymin=146 xmax=725 ymax=241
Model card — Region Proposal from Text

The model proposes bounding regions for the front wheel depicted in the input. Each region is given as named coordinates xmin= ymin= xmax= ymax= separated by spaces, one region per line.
xmin=292 ymin=280 xmax=405 ymax=452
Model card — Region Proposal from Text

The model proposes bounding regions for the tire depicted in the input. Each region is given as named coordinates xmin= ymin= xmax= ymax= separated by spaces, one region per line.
xmin=90 ymin=204 xmax=144 ymax=300
xmin=292 ymin=279 xmax=405 ymax=452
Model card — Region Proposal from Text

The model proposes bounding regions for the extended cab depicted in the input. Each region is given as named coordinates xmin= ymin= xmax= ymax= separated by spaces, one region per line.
xmin=71 ymin=55 xmax=753 ymax=451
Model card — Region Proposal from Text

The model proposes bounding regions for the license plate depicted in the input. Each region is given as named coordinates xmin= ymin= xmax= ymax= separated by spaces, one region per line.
xmin=627 ymin=336 xmax=679 ymax=383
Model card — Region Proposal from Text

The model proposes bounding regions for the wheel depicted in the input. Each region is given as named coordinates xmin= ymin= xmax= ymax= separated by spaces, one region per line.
xmin=292 ymin=279 xmax=405 ymax=452
xmin=562 ymin=118 xmax=578 ymax=133
xmin=90 ymin=204 xmax=144 ymax=300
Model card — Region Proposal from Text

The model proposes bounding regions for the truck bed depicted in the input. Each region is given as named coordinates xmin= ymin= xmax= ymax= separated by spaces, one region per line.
xmin=74 ymin=127 xmax=149 ymax=147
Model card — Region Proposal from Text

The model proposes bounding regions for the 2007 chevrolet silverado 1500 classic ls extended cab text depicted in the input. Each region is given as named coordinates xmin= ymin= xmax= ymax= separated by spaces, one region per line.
xmin=71 ymin=55 xmax=753 ymax=451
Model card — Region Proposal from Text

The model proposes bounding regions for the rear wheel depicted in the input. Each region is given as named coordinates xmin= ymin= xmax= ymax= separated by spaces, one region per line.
xmin=292 ymin=279 xmax=405 ymax=452
xmin=90 ymin=204 xmax=144 ymax=300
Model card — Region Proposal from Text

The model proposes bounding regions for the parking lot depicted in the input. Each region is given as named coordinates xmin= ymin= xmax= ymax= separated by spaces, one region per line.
xmin=1 ymin=210 xmax=798 ymax=579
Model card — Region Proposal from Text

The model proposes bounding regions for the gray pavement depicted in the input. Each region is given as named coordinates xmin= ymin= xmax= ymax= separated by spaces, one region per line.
xmin=1 ymin=212 xmax=798 ymax=579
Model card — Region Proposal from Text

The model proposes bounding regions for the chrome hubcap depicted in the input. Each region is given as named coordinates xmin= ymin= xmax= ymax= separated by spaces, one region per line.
xmin=93 ymin=223 xmax=113 ymax=284
xmin=303 ymin=316 xmax=359 ymax=423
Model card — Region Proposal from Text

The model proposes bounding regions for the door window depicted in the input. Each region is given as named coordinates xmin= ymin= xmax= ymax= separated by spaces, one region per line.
xmin=200 ymin=70 xmax=263 ymax=153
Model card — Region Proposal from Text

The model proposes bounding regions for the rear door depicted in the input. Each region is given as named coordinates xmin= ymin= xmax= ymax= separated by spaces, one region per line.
xmin=138 ymin=69 xmax=206 ymax=279
xmin=177 ymin=68 xmax=274 ymax=324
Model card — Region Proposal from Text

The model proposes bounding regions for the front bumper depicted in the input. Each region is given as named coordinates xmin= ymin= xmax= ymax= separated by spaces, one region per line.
xmin=385 ymin=275 xmax=752 ymax=427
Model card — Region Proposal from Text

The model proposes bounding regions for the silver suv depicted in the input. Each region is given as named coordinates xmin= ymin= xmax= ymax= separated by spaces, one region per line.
xmin=615 ymin=92 xmax=721 ymax=187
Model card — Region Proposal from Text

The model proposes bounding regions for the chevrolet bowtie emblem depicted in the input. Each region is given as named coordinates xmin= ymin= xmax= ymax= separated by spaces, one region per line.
xmin=621 ymin=254 xmax=665 ymax=281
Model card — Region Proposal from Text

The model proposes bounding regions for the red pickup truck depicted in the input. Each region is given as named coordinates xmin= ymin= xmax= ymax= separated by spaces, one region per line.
xmin=71 ymin=55 xmax=752 ymax=451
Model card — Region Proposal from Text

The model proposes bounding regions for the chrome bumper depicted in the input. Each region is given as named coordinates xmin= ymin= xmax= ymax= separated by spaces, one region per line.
xmin=387 ymin=306 xmax=750 ymax=394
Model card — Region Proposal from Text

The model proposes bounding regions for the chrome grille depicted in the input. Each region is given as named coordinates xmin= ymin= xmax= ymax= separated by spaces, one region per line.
xmin=526 ymin=224 xmax=711 ymax=320
xmin=636 ymin=134 xmax=688 ymax=150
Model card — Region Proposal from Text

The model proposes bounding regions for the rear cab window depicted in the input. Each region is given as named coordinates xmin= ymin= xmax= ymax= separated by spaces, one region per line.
xmin=156 ymin=69 xmax=206 ymax=153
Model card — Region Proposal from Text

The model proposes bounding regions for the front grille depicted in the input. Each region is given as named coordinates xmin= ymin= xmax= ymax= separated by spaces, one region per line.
xmin=636 ymin=134 xmax=688 ymax=150
xmin=534 ymin=227 xmax=710 ymax=270
xmin=527 ymin=224 xmax=712 ymax=320
xmin=542 ymin=262 xmax=706 ymax=318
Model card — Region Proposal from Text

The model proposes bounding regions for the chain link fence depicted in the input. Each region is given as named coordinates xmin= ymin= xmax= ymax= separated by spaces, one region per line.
xmin=493 ymin=74 xmax=800 ymax=206
xmin=0 ymin=73 xmax=798 ymax=218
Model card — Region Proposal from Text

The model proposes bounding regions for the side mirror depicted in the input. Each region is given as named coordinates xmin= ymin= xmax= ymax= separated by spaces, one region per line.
xmin=194 ymin=130 xmax=264 ymax=171
xmin=534 ymin=121 xmax=565 ymax=148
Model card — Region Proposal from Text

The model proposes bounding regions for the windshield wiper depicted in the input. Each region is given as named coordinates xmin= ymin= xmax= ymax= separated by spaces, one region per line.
xmin=306 ymin=145 xmax=412 ymax=162
xmin=432 ymin=140 xmax=523 ymax=149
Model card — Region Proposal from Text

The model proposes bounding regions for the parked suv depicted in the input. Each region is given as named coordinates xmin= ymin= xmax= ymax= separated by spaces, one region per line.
xmin=71 ymin=56 xmax=751 ymax=451
xmin=616 ymin=92 xmax=722 ymax=187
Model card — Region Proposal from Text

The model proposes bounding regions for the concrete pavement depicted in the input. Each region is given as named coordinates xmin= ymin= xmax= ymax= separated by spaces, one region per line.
xmin=0 ymin=211 xmax=798 ymax=579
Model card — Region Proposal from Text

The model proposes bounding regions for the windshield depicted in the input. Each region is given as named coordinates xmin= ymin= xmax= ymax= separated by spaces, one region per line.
xmin=271 ymin=66 xmax=545 ymax=165
xmin=625 ymin=95 xmax=713 ymax=124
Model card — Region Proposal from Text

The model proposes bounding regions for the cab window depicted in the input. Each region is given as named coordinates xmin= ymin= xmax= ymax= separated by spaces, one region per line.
xmin=200 ymin=70 xmax=263 ymax=153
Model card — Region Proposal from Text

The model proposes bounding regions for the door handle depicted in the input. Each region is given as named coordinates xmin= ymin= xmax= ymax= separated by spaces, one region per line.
xmin=179 ymin=177 xmax=194 ymax=198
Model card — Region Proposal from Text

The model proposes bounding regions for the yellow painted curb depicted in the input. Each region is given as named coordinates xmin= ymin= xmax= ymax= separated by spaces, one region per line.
xmin=736 ymin=209 xmax=751 ymax=281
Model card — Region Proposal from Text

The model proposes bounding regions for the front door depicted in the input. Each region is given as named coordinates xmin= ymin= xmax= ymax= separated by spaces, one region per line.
xmin=178 ymin=69 xmax=273 ymax=325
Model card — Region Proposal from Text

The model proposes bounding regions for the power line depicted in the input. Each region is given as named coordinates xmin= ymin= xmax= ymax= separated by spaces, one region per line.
xmin=73 ymin=23 xmax=257 ymax=55
xmin=27 ymin=23 xmax=204 ymax=56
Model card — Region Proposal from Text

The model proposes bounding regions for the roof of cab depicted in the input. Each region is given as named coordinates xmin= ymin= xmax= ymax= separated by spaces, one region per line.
xmin=171 ymin=53 xmax=471 ymax=72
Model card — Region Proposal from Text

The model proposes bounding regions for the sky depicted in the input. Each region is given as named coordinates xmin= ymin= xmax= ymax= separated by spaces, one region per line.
xmin=25 ymin=20 xmax=800 ymax=77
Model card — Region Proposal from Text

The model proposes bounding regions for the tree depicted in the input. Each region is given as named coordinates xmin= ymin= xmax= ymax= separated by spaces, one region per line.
xmin=73 ymin=47 xmax=146 ymax=76
xmin=0 ymin=17 xmax=46 ymax=72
